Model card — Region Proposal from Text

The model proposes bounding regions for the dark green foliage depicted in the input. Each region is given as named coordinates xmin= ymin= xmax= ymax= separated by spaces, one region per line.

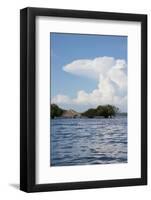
xmin=51 ymin=104 xmax=64 ymax=119
xmin=82 ymin=105 xmax=119 ymax=118
xmin=81 ymin=108 xmax=96 ymax=118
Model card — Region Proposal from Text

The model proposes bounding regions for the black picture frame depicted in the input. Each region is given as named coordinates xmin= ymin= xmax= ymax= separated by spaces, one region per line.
xmin=20 ymin=7 xmax=147 ymax=192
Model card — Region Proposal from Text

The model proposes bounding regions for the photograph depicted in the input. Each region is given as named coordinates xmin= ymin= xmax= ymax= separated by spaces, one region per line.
xmin=50 ymin=33 xmax=128 ymax=167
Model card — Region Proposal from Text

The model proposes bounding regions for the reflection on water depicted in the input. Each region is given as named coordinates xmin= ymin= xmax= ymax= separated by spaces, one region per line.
xmin=50 ymin=116 xmax=127 ymax=166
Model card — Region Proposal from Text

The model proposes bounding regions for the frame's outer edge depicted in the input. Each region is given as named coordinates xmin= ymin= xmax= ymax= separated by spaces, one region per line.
xmin=27 ymin=6 xmax=37 ymax=192
xmin=24 ymin=7 xmax=147 ymax=21
xmin=20 ymin=8 xmax=28 ymax=192
xmin=141 ymin=15 xmax=147 ymax=185
xmin=20 ymin=7 xmax=36 ymax=192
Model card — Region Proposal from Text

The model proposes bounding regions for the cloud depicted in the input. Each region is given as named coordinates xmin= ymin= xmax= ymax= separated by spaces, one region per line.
xmin=52 ymin=94 xmax=71 ymax=104
xmin=52 ymin=57 xmax=127 ymax=112
xmin=63 ymin=56 xmax=115 ymax=80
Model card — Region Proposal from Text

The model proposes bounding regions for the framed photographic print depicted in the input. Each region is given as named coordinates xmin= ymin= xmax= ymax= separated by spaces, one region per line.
xmin=20 ymin=7 xmax=147 ymax=192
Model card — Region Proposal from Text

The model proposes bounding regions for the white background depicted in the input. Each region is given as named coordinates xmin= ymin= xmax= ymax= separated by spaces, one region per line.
xmin=0 ymin=0 xmax=150 ymax=199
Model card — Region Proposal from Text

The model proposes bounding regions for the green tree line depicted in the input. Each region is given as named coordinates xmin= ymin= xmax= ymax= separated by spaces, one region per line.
xmin=82 ymin=105 xmax=119 ymax=118
xmin=51 ymin=104 xmax=119 ymax=119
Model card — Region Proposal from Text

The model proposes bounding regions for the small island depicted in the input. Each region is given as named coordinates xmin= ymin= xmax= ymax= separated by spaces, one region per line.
xmin=51 ymin=104 xmax=119 ymax=119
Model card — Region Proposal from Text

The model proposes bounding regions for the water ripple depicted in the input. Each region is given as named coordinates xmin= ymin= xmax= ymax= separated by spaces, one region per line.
xmin=50 ymin=116 xmax=127 ymax=166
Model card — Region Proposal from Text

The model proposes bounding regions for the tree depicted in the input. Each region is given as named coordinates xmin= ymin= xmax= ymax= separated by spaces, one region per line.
xmin=82 ymin=105 xmax=119 ymax=118
xmin=82 ymin=108 xmax=96 ymax=118
xmin=51 ymin=104 xmax=64 ymax=119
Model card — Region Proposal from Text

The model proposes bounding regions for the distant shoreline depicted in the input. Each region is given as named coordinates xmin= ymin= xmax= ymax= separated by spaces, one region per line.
xmin=52 ymin=112 xmax=127 ymax=121
xmin=51 ymin=104 xmax=127 ymax=119
xmin=52 ymin=115 xmax=127 ymax=119
xmin=50 ymin=104 xmax=127 ymax=119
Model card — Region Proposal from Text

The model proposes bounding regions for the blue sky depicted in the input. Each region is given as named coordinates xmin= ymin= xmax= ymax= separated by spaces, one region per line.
xmin=50 ymin=33 xmax=127 ymax=112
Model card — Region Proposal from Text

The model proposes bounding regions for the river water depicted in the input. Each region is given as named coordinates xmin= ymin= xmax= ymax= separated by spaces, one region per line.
xmin=50 ymin=116 xmax=127 ymax=166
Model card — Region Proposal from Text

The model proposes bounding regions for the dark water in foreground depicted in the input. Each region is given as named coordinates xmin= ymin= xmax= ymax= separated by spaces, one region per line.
xmin=50 ymin=116 xmax=127 ymax=166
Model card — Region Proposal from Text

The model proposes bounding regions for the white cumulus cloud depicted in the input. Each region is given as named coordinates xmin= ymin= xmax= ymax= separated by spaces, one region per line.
xmin=52 ymin=56 xmax=127 ymax=112
xmin=63 ymin=56 xmax=115 ymax=80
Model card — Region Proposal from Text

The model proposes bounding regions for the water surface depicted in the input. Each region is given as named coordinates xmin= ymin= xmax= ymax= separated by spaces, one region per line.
xmin=50 ymin=116 xmax=127 ymax=166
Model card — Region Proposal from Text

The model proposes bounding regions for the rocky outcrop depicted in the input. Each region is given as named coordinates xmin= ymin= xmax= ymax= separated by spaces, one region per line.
xmin=62 ymin=109 xmax=81 ymax=118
